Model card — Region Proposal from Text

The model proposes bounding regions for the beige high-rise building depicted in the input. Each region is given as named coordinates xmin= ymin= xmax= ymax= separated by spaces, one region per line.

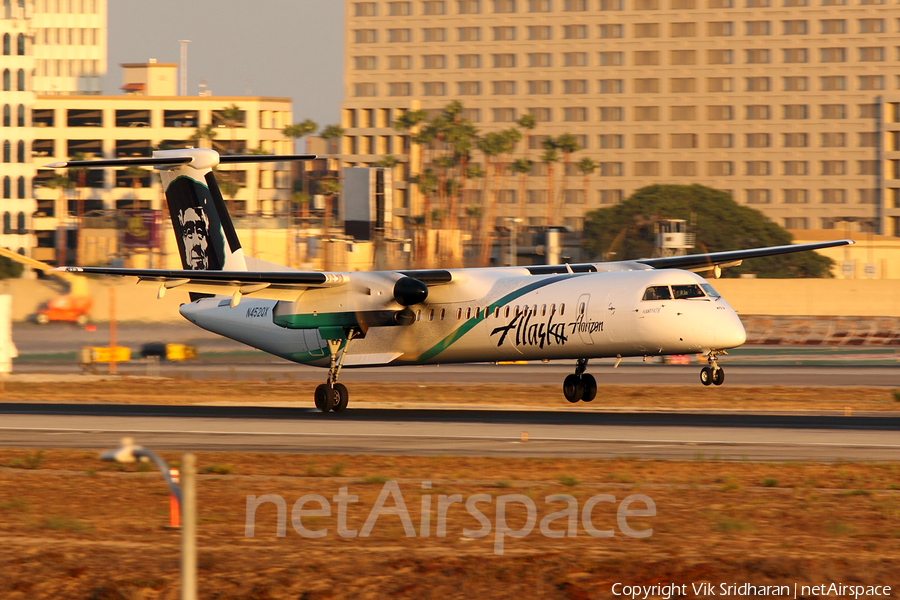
xmin=341 ymin=0 xmax=898 ymax=236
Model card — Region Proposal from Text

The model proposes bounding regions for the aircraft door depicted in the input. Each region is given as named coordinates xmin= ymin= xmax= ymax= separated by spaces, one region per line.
xmin=303 ymin=329 xmax=325 ymax=357
xmin=576 ymin=293 xmax=593 ymax=345
xmin=604 ymin=286 xmax=628 ymax=343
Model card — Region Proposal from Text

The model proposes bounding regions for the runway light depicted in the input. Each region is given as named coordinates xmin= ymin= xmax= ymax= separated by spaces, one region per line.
xmin=521 ymin=432 xmax=529 ymax=442
xmin=844 ymin=406 xmax=852 ymax=416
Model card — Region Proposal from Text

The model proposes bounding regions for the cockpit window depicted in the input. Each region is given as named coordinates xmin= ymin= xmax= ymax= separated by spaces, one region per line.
xmin=642 ymin=285 xmax=672 ymax=301
xmin=700 ymin=283 xmax=721 ymax=298
xmin=672 ymin=284 xmax=706 ymax=299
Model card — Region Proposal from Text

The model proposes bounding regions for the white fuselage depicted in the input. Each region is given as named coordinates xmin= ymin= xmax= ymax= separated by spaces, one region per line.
xmin=178 ymin=268 xmax=746 ymax=368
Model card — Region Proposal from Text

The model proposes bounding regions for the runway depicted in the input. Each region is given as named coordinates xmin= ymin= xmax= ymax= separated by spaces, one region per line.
xmin=2 ymin=404 xmax=899 ymax=461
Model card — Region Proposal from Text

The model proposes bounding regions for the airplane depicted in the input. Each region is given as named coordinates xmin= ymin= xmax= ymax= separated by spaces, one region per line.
xmin=48 ymin=148 xmax=853 ymax=413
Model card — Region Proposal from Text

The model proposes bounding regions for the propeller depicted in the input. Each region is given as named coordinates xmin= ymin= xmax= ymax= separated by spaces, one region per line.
xmin=392 ymin=276 xmax=428 ymax=326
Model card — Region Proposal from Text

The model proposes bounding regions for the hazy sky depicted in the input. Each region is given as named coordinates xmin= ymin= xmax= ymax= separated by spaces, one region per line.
xmin=106 ymin=1 xmax=344 ymax=130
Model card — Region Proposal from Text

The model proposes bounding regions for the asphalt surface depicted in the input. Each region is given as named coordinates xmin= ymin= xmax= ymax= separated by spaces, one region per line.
xmin=2 ymin=404 xmax=898 ymax=461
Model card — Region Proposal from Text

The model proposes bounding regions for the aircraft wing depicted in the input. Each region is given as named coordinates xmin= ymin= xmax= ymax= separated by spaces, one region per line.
xmin=54 ymin=266 xmax=349 ymax=302
xmin=634 ymin=239 xmax=854 ymax=272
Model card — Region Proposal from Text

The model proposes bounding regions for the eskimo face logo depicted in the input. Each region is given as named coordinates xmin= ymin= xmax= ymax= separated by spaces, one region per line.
xmin=179 ymin=206 xmax=210 ymax=270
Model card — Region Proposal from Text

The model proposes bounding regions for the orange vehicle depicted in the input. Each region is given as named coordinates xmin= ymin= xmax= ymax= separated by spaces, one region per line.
xmin=35 ymin=294 xmax=93 ymax=325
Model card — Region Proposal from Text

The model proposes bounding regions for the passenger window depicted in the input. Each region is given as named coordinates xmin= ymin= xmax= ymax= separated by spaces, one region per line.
xmin=440 ymin=308 xmax=446 ymax=320
xmin=494 ymin=307 xmax=500 ymax=318
xmin=560 ymin=303 xmax=565 ymax=316
xmin=457 ymin=308 xmax=462 ymax=320
xmin=475 ymin=307 xmax=481 ymax=318
xmin=642 ymin=286 xmax=672 ymax=301
xmin=515 ymin=305 xmax=520 ymax=316
xmin=466 ymin=307 xmax=471 ymax=319
xmin=550 ymin=304 xmax=556 ymax=315
xmin=672 ymin=284 xmax=705 ymax=299
xmin=532 ymin=304 xmax=537 ymax=315
xmin=429 ymin=309 xmax=435 ymax=321
xmin=700 ymin=284 xmax=721 ymax=298
xmin=541 ymin=304 xmax=547 ymax=316
xmin=504 ymin=306 xmax=510 ymax=318
xmin=416 ymin=309 xmax=421 ymax=322
xmin=578 ymin=302 xmax=585 ymax=315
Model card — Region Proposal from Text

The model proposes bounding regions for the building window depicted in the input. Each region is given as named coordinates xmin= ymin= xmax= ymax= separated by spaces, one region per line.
xmin=1 ymin=140 xmax=8 ymax=162
xmin=634 ymin=51 xmax=660 ymax=66
xmin=745 ymin=105 xmax=770 ymax=120
xmin=458 ymin=27 xmax=481 ymax=41
xmin=784 ymin=161 xmax=808 ymax=176
xmin=493 ymin=108 xmax=517 ymax=122
xmin=493 ymin=81 xmax=517 ymax=95
xmin=745 ymin=77 xmax=770 ymax=92
xmin=2 ymin=105 xmax=9 ymax=128
xmin=782 ymin=48 xmax=808 ymax=63
xmin=707 ymin=106 xmax=734 ymax=120
xmin=528 ymin=53 xmax=551 ymax=67
xmin=529 ymin=108 xmax=552 ymax=122
xmin=782 ymin=20 xmax=807 ymax=35
xmin=422 ymin=82 xmax=447 ymax=96
xmin=708 ymin=133 xmax=733 ymax=149
xmin=599 ymin=162 xmax=623 ymax=176
xmin=353 ymin=2 xmax=377 ymax=16
xmin=527 ymin=80 xmax=550 ymax=94
xmin=492 ymin=54 xmax=515 ymax=68
xmin=2 ymin=177 xmax=8 ymax=199
xmin=528 ymin=0 xmax=550 ymax=10
xmin=458 ymin=0 xmax=481 ymax=13
xmin=423 ymin=0 xmax=446 ymax=14
xmin=670 ymin=134 xmax=696 ymax=149
xmin=634 ymin=134 xmax=659 ymax=149
xmin=457 ymin=81 xmax=482 ymax=95
xmin=598 ymin=24 xmax=623 ymax=38
xmin=599 ymin=134 xmax=623 ymax=149
xmin=671 ymin=162 xmax=697 ymax=176
xmin=820 ymin=19 xmax=846 ymax=34
xmin=858 ymin=18 xmax=884 ymax=34
xmin=423 ymin=55 xmax=447 ymax=69
xmin=599 ymin=107 xmax=623 ymax=122
xmin=634 ymin=78 xmax=659 ymax=94
xmin=564 ymin=0 xmax=588 ymax=9
xmin=2 ymin=33 xmax=8 ymax=56
xmin=670 ymin=106 xmax=696 ymax=121
xmin=563 ymin=25 xmax=587 ymax=39
xmin=457 ymin=54 xmax=481 ymax=69
xmin=858 ymin=76 xmax=884 ymax=91
xmin=821 ymin=189 xmax=846 ymax=204
xmin=16 ymin=139 xmax=24 ymax=162
xmin=746 ymin=133 xmax=770 ymax=148
xmin=493 ymin=0 xmax=516 ymax=12
xmin=783 ymin=76 xmax=807 ymax=91
xmin=388 ymin=29 xmax=411 ymax=43
xmin=527 ymin=26 xmax=551 ymax=40
xmin=707 ymin=49 xmax=733 ymax=65
xmin=859 ymin=104 xmax=878 ymax=119
xmin=354 ymin=83 xmax=377 ymax=97
xmin=16 ymin=104 xmax=24 ymax=127
xmin=858 ymin=132 xmax=878 ymax=147
xmin=634 ymin=162 xmax=659 ymax=176
xmin=16 ymin=176 xmax=24 ymax=199
xmin=858 ymin=161 xmax=878 ymax=176
xmin=821 ymin=160 xmax=846 ymax=176
xmin=859 ymin=47 xmax=884 ymax=62
xmin=745 ymin=21 xmax=771 ymax=36
xmin=708 ymin=21 xmax=732 ymax=36
xmin=563 ymin=107 xmax=587 ymax=122
xmin=599 ymin=190 xmax=623 ymax=204
xmin=783 ymin=105 xmax=808 ymax=119
xmin=598 ymin=51 xmax=624 ymax=66
xmin=635 ymin=106 xmax=660 ymax=121
xmin=746 ymin=190 xmax=771 ymax=204
xmin=820 ymin=76 xmax=845 ymax=91
xmin=388 ymin=2 xmax=412 ymax=16
xmin=493 ymin=26 xmax=515 ymax=41
xmin=783 ymin=190 xmax=808 ymax=204
xmin=389 ymin=56 xmax=411 ymax=70
xmin=858 ymin=189 xmax=878 ymax=204
xmin=354 ymin=56 xmax=376 ymax=70
xmin=671 ymin=22 xmax=696 ymax=37
xmin=707 ymin=77 xmax=733 ymax=93
xmin=634 ymin=23 xmax=660 ymax=38
xmin=353 ymin=29 xmax=377 ymax=43
xmin=563 ymin=80 xmax=587 ymax=94
xmin=820 ymin=48 xmax=846 ymax=63
xmin=671 ymin=50 xmax=696 ymax=65
xmin=389 ymin=82 xmax=411 ymax=96
xmin=745 ymin=49 xmax=770 ymax=64
xmin=820 ymin=104 xmax=846 ymax=119
xmin=820 ymin=132 xmax=846 ymax=147
xmin=563 ymin=52 xmax=587 ymax=67
xmin=599 ymin=0 xmax=624 ymax=8
xmin=708 ymin=161 xmax=733 ymax=176
xmin=636 ymin=0 xmax=659 ymax=7
xmin=746 ymin=161 xmax=771 ymax=176
xmin=422 ymin=28 xmax=446 ymax=42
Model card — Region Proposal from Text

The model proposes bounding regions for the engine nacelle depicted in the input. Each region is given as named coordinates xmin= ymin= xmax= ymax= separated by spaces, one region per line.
xmin=393 ymin=277 xmax=428 ymax=306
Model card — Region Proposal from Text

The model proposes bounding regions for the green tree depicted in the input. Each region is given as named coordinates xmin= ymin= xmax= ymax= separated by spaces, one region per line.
xmin=0 ymin=255 xmax=24 ymax=279
xmin=320 ymin=124 xmax=345 ymax=155
xmin=123 ymin=166 xmax=147 ymax=211
xmin=283 ymin=118 xmax=318 ymax=151
xmin=511 ymin=158 xmax=532 ymax=223
xmin=582 ymin=184 xmax=834 ymax=278
xmin=577 ymin=157 xmax=598 ymax=211
xmin=189 ymin=124 xmax=217 ymax=149
xmin=219 ymin=103 xmax=244 ymax=154
xmin=555 ymin=133 xmax=580 ymax=211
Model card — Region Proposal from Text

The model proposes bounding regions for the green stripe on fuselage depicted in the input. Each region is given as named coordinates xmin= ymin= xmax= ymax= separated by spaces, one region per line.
xmin=414 ymin=273 xmax=586 ymax=362
xmin=274 ymin=311 xmax=360 ymax=329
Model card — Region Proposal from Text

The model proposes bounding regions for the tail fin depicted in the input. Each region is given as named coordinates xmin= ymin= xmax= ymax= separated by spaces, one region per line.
xmin=45 ymin=148 xmax=316 ymax=273
xmin=155 ymin=148 xmax=245 ymax=272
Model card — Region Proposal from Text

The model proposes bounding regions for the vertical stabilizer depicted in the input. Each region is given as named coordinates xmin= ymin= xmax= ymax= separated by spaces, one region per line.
xmin=155 ymin=148 xmax=247 ymax=272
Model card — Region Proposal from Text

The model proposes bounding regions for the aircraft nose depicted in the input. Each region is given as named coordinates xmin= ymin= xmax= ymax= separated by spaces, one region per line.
xmin=715 ymin=305 xmax=746 ymax=349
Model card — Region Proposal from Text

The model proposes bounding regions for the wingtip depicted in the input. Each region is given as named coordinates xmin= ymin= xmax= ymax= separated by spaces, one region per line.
xmin=45 ymin=161 xmax=68 ymax=168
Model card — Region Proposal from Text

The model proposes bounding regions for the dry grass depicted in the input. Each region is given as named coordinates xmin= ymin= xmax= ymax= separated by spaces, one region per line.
xmin=0 ymin=450 xmax=898 ymax=599
xmin=1 ymin=378 xmax=899 ymax=412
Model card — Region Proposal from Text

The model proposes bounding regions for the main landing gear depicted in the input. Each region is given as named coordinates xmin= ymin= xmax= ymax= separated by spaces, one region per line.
xmin=314 ymin=331 xmax=356 ymax=413
xmin=563 ymin=358 xmax=598 ymax=403
xmin=699 ymin=351 xmax=726 ymax=387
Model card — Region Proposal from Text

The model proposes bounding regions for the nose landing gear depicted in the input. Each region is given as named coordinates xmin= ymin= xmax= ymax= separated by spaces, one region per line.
xmin=563 ymin=358 xmax=598 ymax=403
xmin=314 ymin=330 xmax=356 ymax=413
xmin=700 ymin=351 xmax=726 ymax=386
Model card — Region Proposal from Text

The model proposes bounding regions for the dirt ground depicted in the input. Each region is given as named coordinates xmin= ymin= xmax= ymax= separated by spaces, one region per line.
xmin=0 ymin=450 xmax=898 ymax=599
xmin=2 ymin=378 xmax=900 ymax=412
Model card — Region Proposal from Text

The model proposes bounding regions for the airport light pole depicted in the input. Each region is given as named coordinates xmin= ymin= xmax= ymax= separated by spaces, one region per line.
xmin=506 ymin=218 xmax=522 ymax=267
xmin=101 ymin=438 xmax=196 ymax=600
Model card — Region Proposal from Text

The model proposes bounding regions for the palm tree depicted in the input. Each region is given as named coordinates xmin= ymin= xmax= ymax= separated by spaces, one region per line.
xmin=318 ymin=177 xmax=341 ymax=271
xmin=282 ymin=119 xmax=318 ymax=152
xmin=393 ymin=109 xmax=428 ymax=222
xmin=123 ymin=166 xmax=147 ymax=211
xmin=320 ymin=124 xmax=345 ymax=157
xmin=219 ymin=103 xmax=244 ymax=154
xmin=476 ymin=131 xmax=510 ymax=267
xmin=556 ymin=133 xmax=581 ymax=212
xmin=410 ymin=168 xmax=437 ymax=267
xmin=189 ymin=124 xmax=217 ymax=149
xmin=577 ymin=157 xmax=598 ymax=212
xmin=540 ymin=137 xmax=559 ymax=229
xmin=43 ymin=173 xmax=74 ymax=266
xmin=511 ymin=158 xmax=532 ymax=224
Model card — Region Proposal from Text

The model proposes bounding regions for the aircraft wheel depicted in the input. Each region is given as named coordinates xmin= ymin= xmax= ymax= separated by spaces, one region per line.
xmin=332 ymin=383 xmax=349 ymax=412
xmin=563 ymin=374 xmax=584 ymax=403
xmin=700 ymin=367 xmax=713 ymax=386
xmin=581 ymin=374 xmax=597 ymax=402
xmin=315 ymin=384 xmax=334 ymax=412
xmin=712 ymin=368 xmax=725 ymax=386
